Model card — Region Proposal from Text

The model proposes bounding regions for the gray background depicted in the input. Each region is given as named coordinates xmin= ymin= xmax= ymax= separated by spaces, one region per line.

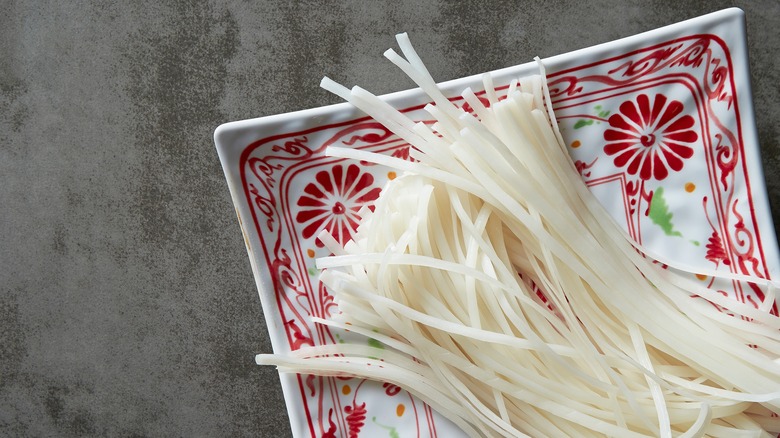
xmin=2 ymin=1 xmax=778 ymax=436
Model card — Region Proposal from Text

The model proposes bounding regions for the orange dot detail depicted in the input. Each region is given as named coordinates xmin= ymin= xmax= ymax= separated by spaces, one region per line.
xmin=396 ymin=403 xmax=405 ymax=417
xmin=342 ymin=385 xmax=351 ymax=395
xmin=685 ymin=182 xmax=696 ymax=193
xmin=307 ymin=248 xmax=315 ymax=258
xmin=571 ymin=140 xmax=581 ymax=149
xmin=388 ymin=171 xmax=397 ymax=180
xmin=695 ymin=274 xmax=707 ymax=281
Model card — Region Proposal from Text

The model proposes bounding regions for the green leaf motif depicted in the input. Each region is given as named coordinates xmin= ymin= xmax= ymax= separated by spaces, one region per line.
xmin=373 ymin=416 xmax=400 ymax=438
xmin=573 ymin=119 xmax=594 ymax=129
xmin=367 ymin=337 xmax=384 ymax=359
xmin=368 ymin=338 xmax=384 ymax=349
xmin=648 ymin=187 xmax=683 ymax=238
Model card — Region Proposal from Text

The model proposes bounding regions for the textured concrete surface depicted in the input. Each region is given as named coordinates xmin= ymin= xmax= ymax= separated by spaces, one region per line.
xmin=2 ymin=1 xmax=778 ymax=436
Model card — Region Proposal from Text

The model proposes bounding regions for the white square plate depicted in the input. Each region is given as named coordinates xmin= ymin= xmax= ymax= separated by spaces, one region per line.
xmin=215 ymin=8 xmax=779 ymax=437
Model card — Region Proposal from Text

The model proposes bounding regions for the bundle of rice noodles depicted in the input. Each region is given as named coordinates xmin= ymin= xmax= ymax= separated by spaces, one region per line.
xmin=257 ymin=33 xmax=780 ymax=438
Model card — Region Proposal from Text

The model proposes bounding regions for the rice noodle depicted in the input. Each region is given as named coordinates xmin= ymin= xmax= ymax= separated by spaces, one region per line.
xmin=256 ymin=33 xmax=780 ymax=437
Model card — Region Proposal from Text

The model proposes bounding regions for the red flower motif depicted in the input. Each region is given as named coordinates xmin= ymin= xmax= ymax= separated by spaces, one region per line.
xmin=296 ymin=164 xmax=381 ymax=246
xmin=344 ymin=401 xmax=367 ymax=438
xmin=603 ymin=94 xmax=698 ymax=180
xmin=705 ymin=231 xmax=730 ymax=266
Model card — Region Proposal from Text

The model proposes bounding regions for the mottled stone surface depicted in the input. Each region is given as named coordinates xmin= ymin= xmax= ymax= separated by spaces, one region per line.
xmin=1 ymin=1 xmax=778 ymax=436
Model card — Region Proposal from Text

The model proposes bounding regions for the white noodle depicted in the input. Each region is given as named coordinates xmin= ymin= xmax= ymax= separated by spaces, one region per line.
xmin=256 ymin=34 xmax=780 ymax=437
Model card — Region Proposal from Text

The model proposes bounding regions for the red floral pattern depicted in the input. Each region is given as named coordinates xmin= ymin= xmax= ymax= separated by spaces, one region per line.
xmin=322 ymin=409 xmax=338 ymax=438
xmin=603 ymin=94 xmax=698 ymax=180
xmin=296 ymin=164 xmax=382 ymax=246
xmin=382 ymin=382 xmax=402 ymax=396
xmin=705 ymin=231 xmax=729 ymax=266
xmin=574 ymin=158 xmax=597 ymax=178
xmin=391 ymin=145 xmax=418 ymax=162
xmin=344 ymin=401 xmax=367 ymax=438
